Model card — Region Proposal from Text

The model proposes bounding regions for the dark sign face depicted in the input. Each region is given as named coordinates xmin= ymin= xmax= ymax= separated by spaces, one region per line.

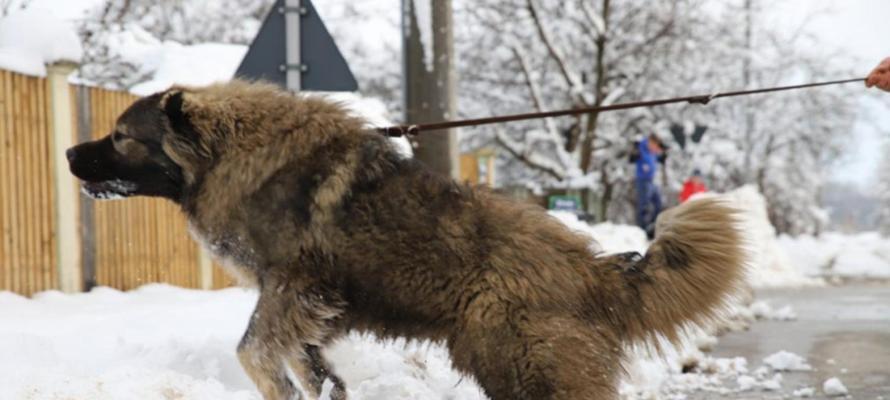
xmin=234 ymin=0 xmax=357 ymax=92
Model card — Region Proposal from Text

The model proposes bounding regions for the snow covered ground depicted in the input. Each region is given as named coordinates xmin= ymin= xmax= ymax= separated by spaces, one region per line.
xmin=0 ymin=284 xmax=822 ymax=400
xmin=0 ymin=286 xmax=487 ymax=400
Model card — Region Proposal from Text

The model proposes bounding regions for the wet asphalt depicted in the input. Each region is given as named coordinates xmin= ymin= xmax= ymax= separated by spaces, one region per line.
xmin=689 ymin=283 xmax=890 ymax=400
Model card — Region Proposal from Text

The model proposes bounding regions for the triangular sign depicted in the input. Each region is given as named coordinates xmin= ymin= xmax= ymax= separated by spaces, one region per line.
xmin=235 ymin=0 xmax=358 ymax=92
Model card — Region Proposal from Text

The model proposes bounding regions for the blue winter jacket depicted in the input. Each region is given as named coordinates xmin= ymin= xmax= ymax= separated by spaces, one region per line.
xmin=635 ymin=138 xmax=657 ymax=181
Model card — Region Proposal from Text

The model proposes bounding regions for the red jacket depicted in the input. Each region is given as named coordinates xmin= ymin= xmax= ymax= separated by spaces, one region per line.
xmin=679 ymin=180 xmax=707 ymax=203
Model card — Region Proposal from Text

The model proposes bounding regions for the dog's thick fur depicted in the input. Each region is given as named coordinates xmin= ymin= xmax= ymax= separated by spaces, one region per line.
xmin=67 ymin=81 xmax=746 ymax=400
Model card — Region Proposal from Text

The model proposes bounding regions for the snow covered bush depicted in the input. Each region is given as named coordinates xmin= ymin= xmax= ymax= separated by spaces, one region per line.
xmin=76 ymin=0 xmax=272 ymax=90
xmin=0 ymin=5 xmax=82 ymax=75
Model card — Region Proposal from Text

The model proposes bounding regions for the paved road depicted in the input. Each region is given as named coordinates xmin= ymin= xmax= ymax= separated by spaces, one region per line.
xmin=690 ymin=283 xmax=890 ymax=399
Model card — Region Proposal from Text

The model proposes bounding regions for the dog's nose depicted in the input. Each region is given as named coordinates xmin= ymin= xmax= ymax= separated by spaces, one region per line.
xmin=65 ymin=148 xmax=76 ymax=162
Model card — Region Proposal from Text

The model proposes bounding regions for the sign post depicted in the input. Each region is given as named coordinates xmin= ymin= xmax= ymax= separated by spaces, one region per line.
xmin=284 ymin=0 xmax=303 ymax=91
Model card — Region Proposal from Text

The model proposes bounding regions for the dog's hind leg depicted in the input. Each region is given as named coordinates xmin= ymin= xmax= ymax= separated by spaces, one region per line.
xmin=454 ymin=310 xmax=622 ymax=400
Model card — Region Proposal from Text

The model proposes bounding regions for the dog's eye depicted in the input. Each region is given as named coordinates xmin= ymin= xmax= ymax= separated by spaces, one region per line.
xmin=112 ymin=131 xmax=123 ymax=142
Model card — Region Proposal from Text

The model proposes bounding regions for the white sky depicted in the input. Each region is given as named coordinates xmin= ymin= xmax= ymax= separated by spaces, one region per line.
xmin=769 ymin=0 xmax=890 ymax=189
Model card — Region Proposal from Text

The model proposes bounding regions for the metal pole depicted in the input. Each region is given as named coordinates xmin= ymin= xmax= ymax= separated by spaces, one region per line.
xmin=285 ymin=0 xmax=302 ymax=91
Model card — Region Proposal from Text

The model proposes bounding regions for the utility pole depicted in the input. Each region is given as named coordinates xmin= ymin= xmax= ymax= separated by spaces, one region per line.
xmin=403 ymin=0 xmax=459 ymax=179
xmin=743 ymin=0 xmax=756 ymax=184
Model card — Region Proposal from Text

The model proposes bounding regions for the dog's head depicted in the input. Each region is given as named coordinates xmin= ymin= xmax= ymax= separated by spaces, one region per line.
xmin=67 ymin=89 xmax=207 ymax=202
xmin=68 ymin=81 xmax=368 ymax=205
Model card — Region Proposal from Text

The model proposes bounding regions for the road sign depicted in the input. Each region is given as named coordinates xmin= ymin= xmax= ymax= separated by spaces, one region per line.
xmin=548 ymin=195 xmax=582 ymax=213
xmin=235 ymin=0 xmax=358 ymax=92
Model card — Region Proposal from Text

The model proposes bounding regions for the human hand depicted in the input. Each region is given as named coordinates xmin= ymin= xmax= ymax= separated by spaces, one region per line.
xmin=866 ymin=58 xmax=890 ymax=91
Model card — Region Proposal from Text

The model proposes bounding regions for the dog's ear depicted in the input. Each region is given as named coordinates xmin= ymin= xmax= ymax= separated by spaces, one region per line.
xmin=162 ymin=90 xmax=199 ymax=143
xmin=159 ymin=90 xmax=211 ymax=183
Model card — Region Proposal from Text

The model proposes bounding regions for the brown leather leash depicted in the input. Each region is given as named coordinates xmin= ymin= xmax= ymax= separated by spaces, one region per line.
xmin=378 ymin=77 xmax=865 ymax=137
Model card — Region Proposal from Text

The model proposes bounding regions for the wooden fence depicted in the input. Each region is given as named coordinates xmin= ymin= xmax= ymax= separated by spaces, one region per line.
xmin=0 ymin=67 xmax=232 ymax=295
xmin=0 ymin=70 xmax=57 ymax=295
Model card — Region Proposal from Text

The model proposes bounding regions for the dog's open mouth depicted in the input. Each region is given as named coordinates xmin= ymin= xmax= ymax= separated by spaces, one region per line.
xmin=80 ymin=179 xmax=138 ymax=200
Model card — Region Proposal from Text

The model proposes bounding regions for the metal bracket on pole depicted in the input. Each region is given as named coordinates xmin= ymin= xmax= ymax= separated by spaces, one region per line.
xmin=284 ymin=0 xmax=303 ymax=92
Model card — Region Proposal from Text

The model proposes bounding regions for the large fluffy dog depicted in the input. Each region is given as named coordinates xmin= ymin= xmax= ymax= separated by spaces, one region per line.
xmin=67 ymin=81 xmax=745 ymax=400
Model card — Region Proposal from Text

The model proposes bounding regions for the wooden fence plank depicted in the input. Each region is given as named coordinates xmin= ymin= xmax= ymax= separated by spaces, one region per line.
xmin=0 ymin=71 xmax=11 ymax=291
xmin=10 ymin=73 xmax=23 ymax=294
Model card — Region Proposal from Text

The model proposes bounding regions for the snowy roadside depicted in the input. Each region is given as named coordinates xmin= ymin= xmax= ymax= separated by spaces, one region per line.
xmin=0 ymin=284 xmax=831 ymax=400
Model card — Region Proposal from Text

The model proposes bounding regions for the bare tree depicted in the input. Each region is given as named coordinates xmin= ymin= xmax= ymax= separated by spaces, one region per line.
xmin=457 ymin=0 xmax=857 ymax=233
xmin=458 ymin=0 xmax=708 ymax=220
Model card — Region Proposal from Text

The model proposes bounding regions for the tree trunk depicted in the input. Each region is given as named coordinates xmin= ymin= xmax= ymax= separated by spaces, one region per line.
xmin=403 ymin=0 xmax=458 ymax=179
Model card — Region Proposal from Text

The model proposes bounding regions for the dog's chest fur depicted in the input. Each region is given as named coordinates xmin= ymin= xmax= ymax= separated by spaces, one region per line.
xmin=188 ymin=222 xmax=262 ymax=286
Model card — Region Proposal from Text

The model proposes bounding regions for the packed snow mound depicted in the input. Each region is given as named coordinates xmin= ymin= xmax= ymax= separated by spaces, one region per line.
xmin=548 ymin=211 xmax=648 ymax=254
xmin=0 ymin=7 xmax=83 ymax=76
xmin=763 ymin=351 xmax=812 ymax=371
xmin=555 ymin=185 xmax=818 ymax=288
xmin=822 ymin=377 xmax=848 ymax=396
xmin=778 ymin=231 xmax=890 ymax=279
xmin=749 ymin=301 xmax=797 ymax=321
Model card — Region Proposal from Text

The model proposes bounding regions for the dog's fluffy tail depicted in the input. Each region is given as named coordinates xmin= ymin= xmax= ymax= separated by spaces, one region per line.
xmin=610 ymin=197 xmax=746 ymax=345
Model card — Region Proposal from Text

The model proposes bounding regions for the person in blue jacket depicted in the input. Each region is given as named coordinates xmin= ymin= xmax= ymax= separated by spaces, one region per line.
xmin=635 ymin=134 xmax=664 ymax=238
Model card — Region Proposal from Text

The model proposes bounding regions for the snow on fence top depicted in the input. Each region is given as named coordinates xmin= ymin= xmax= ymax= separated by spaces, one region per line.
xmin=0 ymin=7 xmax=83 ymax=77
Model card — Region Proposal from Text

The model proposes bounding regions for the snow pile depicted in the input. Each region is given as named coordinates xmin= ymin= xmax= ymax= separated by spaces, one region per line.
xmin=554 ymin=185 xmax=822 ymax=289
xmin=619 ymin=337 xmax=752 ymax=398
xmin=762 ymin=351 xmax=812 ymax=372
xmin=548 ymin=211 xmax=648 ymax=254
xmin=793 ymin=387 xmax=816 ymax=397
xmin=0 ymin=7 xmax=83 ymax=76
xmin=822 ymin=377 xmax=848 ymax=397
xmin=778 ymin=231 xmax=890 ymax=280
xmin=748 ymin=301 xmax=797 ymax=321
xmin=697 ymin=185 xmax=822 ymax=288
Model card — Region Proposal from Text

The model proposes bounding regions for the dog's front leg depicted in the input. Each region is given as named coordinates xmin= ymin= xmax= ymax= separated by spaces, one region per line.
xmin=238 ymin=301 xmax=299 ymax=400
xmin=284 ymin=344 xmax=347 ymax=400
xmin=239 ymin=280 xmax=347 ymax=400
